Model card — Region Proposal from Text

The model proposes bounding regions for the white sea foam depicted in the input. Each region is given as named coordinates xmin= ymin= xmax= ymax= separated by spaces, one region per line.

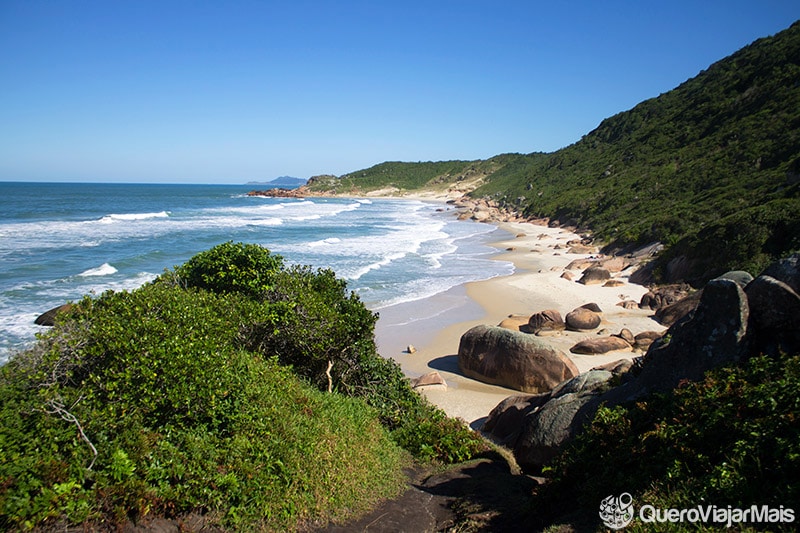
xmin=307 ymin=237 xmax=342 ymax=247
xmin=99 ymin=211 xmax=170 ymax=223
xmin=345 ymin=251 xmax=408 ymax=280
xmin=79 ymin=263 xmax=118 ymax=277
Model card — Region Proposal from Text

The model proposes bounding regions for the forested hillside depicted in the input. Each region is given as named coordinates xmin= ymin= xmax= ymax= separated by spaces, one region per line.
xmin=310 ymin=20 xmax=800 ymax=284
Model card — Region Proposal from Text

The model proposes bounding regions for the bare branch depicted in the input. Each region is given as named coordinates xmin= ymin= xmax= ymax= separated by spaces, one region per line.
xmin=43 ymin=396 xmax=98 ymax=470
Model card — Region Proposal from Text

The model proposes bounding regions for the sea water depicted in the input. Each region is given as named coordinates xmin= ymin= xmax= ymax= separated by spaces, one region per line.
xmin=0 ymin=182 xmax=513 ymax=363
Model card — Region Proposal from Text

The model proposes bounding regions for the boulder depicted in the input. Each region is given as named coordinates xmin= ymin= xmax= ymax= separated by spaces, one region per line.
xmin=633 ymin=331 xmax=663 ymax=351
xmin=717 ymin=270 xmax=754 ymax=288
xmin=569 ymin=336 xmax=632 ymax=355
xmin=406 ymin=345 xmax=417 ymax=354
xmin=565 ymin=307 xmax=601 ymax=331
xmin=598 ymin=256 xmax=631 ymax=273
xmin=639 ymin=284 xmax=692 ymax=310
xmin=745 ymin=274 xmax=800 ymax=356
xmin=511 ymin=370 xmax=614 ymax=470
xmin=760 ymin=254 xmax=800 ymax=293
xmin=458 ymin=325 xmax=578 ymax=393
xmin=617 ymin=300 xmax=638 ymax=309
xmin=577 ymin=266 xmax=611 ymax=285
xmin=654 ymin=291 xmax=703 ymax=326
xmin=528 ymin=309 xmax=565 ymax=335
xmin=411 ymin=371 xmax=447 ymax=389
xmin=35 ymin=303 xmax=74 ymax=326
xmin=565 ymin=258 xmax=595 ymax=271
xmin=592 ymin=358 xmax=634 ymax=375
xmin=603 ymin=280 xmax=625 ymax=287
xmin=636 ymin=279 xmax=749 ymax=393
xmin=561 ymin=271 xmax=574 ymax=281
xmin=615 ymin=328 xmax=636 ymax=345
xmin=497 ymin=315 xmax=531 ymax=332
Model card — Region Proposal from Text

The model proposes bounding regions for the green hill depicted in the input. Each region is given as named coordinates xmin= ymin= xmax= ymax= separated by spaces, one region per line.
xmin=309 ymin=20 xmax=800 ymax=285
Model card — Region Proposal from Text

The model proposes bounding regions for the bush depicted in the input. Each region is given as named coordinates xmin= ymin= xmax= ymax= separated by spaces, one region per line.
xmin=170 ymin=241 xmax=284 ymax=298
xmin=537 ymin=352 xmax=800 ymax=529
xmin=0 ymin=283 xmax=406 ymax=530
xmin=166 ymin=243 xmax=488 ymax=464
xmin=0 ymin=242 xmax=489 ymax=530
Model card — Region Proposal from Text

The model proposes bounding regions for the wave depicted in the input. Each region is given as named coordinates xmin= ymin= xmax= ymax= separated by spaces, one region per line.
xmin=98 ymin=211 xmax=170 ymax=224
xmin=79 ymin=263 xmax=118 ymax=277
xmin=345 ymin=251 xmax=408 ymax=281
xmin=307 ymin=237 xmax=342 ymax=247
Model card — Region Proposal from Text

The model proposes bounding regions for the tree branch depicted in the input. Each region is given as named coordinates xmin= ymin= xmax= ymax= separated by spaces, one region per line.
xmin=43 ymin=396 xmax=98 ymax=470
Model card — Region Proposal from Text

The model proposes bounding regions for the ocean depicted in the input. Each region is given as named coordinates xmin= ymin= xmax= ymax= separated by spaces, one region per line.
xmin=0 ymin=182 xmax=513 ymax=363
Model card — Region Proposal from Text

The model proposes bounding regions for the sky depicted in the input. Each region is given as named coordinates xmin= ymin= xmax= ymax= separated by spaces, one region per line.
xmin=1 ymin=1 xmax=799 ymax=184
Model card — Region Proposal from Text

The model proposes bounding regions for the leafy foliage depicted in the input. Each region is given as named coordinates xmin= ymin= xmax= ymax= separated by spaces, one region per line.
xmin=0 ymin=242 xmax=487 ymax=530
xmin=171 ymin=241 xmax=284 ymax=298
xmin=536 ymin=352 xmax=800 ymax=530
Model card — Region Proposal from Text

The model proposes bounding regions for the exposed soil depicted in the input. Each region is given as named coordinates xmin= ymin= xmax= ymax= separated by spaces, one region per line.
xmin=315 ymin=457 xmax=544 ymax=533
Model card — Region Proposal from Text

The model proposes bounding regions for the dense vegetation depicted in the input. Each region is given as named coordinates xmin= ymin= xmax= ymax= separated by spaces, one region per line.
xmin=309 ymin=21 xmax=800 ymax=284
xmin=0 ymin=243 xmax=486 ymax=530
xmin=534 ymin=351 xmax=800 ymax=531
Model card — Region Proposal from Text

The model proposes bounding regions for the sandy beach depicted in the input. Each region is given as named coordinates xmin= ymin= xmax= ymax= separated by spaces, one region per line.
xmin=374 ymin=217 xmax=666 ymax=429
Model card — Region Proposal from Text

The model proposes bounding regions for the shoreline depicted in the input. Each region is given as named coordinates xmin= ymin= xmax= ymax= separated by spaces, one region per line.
xmin=374 ymin=215 xmax=665 ymax=428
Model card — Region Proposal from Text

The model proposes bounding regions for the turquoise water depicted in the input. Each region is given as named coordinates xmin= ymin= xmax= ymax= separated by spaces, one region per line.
xmin=0 ymin=182 xmax=512 ymax=361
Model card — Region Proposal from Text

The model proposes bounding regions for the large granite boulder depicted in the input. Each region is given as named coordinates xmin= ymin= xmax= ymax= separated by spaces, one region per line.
xmin=636 ymin=278 xmax=750 ymax=394
xmin=760 ymin=254 xmax=799 ymax=293
xmin=654 ymin=291 xmax=702 ymax=326
xmin=745 ymin=271 xmax=800 ymax=356
xmin=528 ymin=309 xmax=565 ymax=335
xmin=577 ymin=266 xmax=611 ymax=285
xmin=565 ymin=306 xmax=602 ymax=331
xmin=458 ymin=325 xmax=578 ymax=393
xmin=484 ymin=370 xmax=615 ymax=471
xmin=569 ymin=336 xmax=632 ymax=355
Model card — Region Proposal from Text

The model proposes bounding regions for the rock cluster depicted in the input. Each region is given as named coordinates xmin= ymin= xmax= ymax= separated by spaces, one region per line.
xmin=247 ymin=187 xmax=310 ymax=199
xmin=484 ymin=255 xmax=800 ymax=473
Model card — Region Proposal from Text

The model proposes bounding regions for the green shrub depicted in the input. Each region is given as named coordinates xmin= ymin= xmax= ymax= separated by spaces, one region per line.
xmin=0 ymin=283 xmax=405 ymax=530
xmin=170 ymin=241 xmax=284 ymax=298
xmin=537 ymin=352 xmax=800 ymax=529
xmin=0 ymin=243 xmax=489 ymax=530
xmin=174 ymin=244 xmax=488 ymax=464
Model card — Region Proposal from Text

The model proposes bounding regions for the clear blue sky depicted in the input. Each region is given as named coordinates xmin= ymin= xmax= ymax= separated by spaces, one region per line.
xmin=1 ymin=1 xmax=798 ymax=184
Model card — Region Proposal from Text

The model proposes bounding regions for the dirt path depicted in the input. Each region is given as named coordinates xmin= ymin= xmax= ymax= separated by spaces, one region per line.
xmin=316 ymin=458 xmax=542 ymax=533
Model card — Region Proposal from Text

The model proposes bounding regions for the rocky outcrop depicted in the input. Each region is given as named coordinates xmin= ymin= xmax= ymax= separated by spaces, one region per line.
xmin=484 ymin=370 xmax=616 ymax=470
xmin=247 ymin=187 xmax=309 ymax=198
xmin=458 ymin=325 xmax=578 ymax=393
xmin=639 ymin=284 xmax=693 ymax=311
xmin=485 ymin=257 xmax=800 ymax=473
